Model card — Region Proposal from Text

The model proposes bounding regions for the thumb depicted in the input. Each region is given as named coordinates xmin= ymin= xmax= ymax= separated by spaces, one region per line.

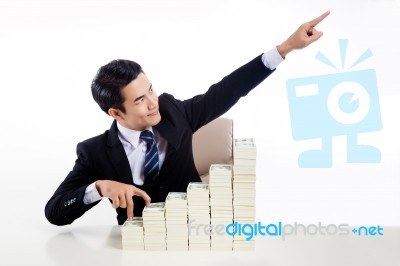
xmin=308 ymin=31 xmax=323 ymax=44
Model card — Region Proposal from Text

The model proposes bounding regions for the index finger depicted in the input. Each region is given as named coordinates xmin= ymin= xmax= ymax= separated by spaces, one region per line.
xmin=308 ymin=11 xmax=330 ymax=27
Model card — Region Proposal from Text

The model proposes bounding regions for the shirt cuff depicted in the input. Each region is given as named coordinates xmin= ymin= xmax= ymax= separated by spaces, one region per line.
xmin=83 ymin=182 xmax=103 ymax=205
xmin=261 ymin=46 xmax=284 ymax=70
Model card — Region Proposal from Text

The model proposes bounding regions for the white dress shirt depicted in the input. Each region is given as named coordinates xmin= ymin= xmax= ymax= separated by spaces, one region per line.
xmin=116 ymin=124 xmax=168 ymax=186
xmin=83 ymin=46 xmax=284 ymax=205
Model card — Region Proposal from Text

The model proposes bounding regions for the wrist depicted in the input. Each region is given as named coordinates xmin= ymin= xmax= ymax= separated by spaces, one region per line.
xmin=95 ymin=180 xmax=104 ymax=197
xmin=277 ymin=41 xmax=293 ymax=58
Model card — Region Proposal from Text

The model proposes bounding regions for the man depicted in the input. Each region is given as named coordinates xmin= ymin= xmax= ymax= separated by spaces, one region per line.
xmin=45 ymin=11 xmax=330 ymax=226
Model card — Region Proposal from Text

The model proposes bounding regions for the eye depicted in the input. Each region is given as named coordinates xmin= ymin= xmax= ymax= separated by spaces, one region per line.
xmin=135 ymin=98 xmax=144 ymax=105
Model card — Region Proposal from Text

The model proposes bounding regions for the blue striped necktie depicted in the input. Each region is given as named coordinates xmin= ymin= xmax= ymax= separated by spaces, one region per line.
xmin=140 ymin=130 xmax=160 ymax=182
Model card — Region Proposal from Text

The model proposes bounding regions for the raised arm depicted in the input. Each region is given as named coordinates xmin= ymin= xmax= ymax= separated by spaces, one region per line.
xmin=183 ymin=11 xmax=330 ymax=132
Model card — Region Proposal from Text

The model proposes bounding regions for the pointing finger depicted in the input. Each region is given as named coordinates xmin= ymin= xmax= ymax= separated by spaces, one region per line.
xmin=308 ymin=11 xmax=330 ymax=27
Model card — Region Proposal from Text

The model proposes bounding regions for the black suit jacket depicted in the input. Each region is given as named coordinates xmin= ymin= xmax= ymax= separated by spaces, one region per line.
xmin=45 ymin=54 xmax=274 ymax=225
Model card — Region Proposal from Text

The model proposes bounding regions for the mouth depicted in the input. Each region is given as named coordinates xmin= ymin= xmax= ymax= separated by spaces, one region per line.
xmin=148 ymin=109 xmax=159 ymax=117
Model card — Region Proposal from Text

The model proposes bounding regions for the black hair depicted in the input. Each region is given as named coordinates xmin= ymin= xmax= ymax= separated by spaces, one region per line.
xmin=91 ymin=59 xmax=143 ymax=114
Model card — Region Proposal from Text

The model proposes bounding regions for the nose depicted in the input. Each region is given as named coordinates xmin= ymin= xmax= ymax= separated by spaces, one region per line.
xmin=147 ymin=94 xmax=158 ymax=109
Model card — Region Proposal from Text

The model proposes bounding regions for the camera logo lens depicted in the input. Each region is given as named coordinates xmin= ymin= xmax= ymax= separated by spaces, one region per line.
xmin=327 ymin=81 xmax=370 ymax=125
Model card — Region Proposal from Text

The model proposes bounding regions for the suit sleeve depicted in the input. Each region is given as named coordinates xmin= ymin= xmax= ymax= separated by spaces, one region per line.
xmin=182 ymin=54 xmax=275 ymax=132
xmin=44 ymin=142 xmax=101 ymax=226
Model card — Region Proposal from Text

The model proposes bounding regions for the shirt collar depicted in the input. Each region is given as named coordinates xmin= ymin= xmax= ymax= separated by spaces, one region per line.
xmin=116 ymin=122 xmax=155 ymax=148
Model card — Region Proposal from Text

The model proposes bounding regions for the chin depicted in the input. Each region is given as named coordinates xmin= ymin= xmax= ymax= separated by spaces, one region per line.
xmin=149 ymin=113 xmax=162 ymax=126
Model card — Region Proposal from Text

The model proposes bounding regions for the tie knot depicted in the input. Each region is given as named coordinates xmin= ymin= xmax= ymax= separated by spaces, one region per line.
xmin=140 ymin=130 xmax=154 ymax=144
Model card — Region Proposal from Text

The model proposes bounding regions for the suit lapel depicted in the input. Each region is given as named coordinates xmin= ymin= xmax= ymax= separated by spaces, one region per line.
xmin=106 ymin=120 xmax=133 ymax=185
xmin=154 ymin=119 xmax=180 ymax=150
xmin=154 ymin=93 xmax=183 ymax=150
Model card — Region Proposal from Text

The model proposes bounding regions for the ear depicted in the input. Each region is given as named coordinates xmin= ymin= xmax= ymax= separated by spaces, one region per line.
xmin=108 ymin=108 xmax=123 ymax=120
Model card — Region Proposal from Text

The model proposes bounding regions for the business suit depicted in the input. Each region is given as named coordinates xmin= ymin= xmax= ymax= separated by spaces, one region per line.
xmin=45 ymin=54 xmax=274 ymax=226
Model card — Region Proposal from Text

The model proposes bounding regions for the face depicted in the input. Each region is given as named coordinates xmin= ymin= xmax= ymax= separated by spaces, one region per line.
xmin=110 ymin=73 xmax=161 ymax=131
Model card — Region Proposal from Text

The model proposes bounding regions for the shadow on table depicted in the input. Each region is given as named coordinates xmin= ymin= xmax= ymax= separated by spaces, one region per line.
xmin=45 ymin=226 xmax=122 ymax=266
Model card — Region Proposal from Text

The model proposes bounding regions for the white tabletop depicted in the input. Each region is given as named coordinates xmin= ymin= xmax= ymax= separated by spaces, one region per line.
xmin=2 ymin=224 xmax=399 ymax=266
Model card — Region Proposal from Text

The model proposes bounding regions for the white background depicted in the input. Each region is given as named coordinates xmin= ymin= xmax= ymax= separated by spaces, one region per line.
xmin=0 ymin=0 xmax=399 ymax=261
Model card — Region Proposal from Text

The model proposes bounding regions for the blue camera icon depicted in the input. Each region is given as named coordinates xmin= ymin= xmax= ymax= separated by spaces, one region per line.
xmin=286 ymin=69 xmax=382 ymax=168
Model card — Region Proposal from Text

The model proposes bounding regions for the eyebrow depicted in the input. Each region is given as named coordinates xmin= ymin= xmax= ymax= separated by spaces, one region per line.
xmin=133 ymin=83 xmax=152 ymax=103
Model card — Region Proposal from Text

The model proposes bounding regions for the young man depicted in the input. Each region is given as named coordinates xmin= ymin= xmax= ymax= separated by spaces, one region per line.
xmin=45 ymin=11 xmax=330 ymax=225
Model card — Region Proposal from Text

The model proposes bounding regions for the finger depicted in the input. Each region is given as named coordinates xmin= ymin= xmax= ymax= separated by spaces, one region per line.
xmin=133 ymin=187 xmax=152 ymax=207
xmin=308 ymin=30 xmax=323 ymax=43
xmin=307 ymin=28 xmax=318 ymax=37
xmin=119 ymin=194 xmax=127 ymax=208
xmin=112 ymin=197 xmax=120 ymax=209
xmin=308 ymin=11 xmax=330 ymax=27
xmin=144 ymin=195 xmax=151 ymax=207
xmin=126 ymin=196 xmax=134 ymax=220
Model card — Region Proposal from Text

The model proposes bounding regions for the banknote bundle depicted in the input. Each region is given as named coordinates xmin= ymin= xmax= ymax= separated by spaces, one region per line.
xmin=233 ymin=138 xmax=257 ymax=251
xmin=121 ymin=138 xmax=258 ymax=251
xmin=165 ymin=192 xmax=188 ymax=250
xmin=142 ymin=202 xmax=167 ymax=251
xmin=209 ymin=164 xmax=234 ymax=251
xmin=187 ymin=182 xmax=210 ymax=250
xmin=121 ymin=217 xmax=145 ymax=250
